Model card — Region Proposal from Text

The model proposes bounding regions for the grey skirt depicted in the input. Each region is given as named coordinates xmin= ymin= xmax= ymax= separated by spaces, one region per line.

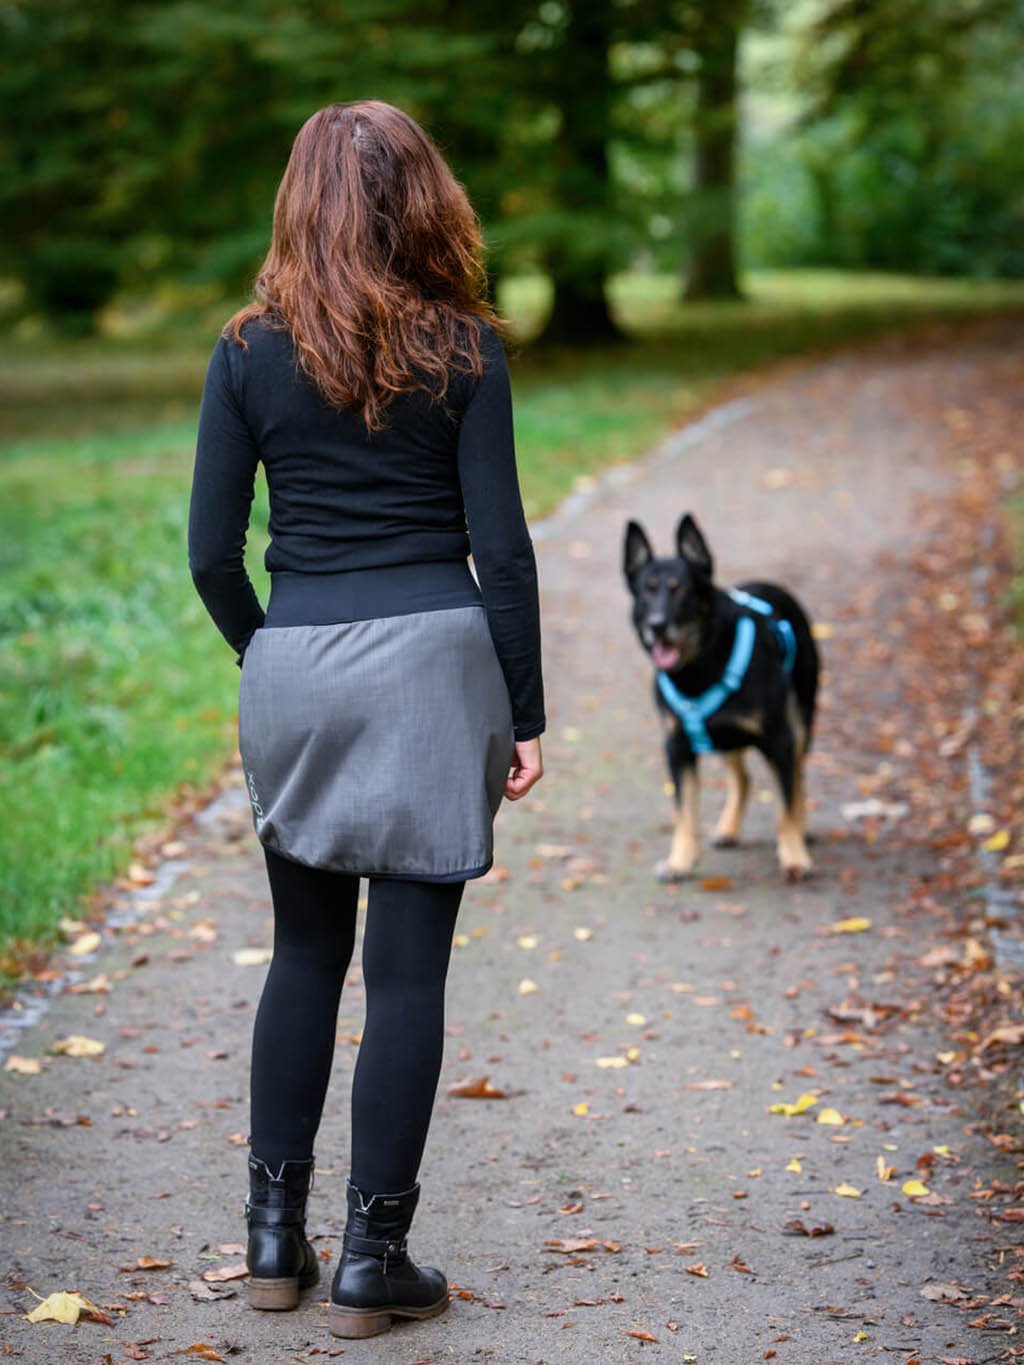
xmin=237 ymin=579 xmax=514 ymax=882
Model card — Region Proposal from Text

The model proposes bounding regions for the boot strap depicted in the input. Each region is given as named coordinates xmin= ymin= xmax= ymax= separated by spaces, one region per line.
xmin=343 ymin=1229 xmax=407 ymax=1262
xmin=246 ymin=1201 xmax=306 ymax=1228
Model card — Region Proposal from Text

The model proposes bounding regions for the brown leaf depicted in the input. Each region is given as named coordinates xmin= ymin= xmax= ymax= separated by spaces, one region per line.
xmin=626 ymin=1329 xmax=658 ymax=1342
xmin=782 ymin=1219 xmax=834 ymax=1237
xmin=446 ymin=1075 xmax=506 ymax=1100
xmin=683 ymin=1079 xmax=734 ymax=1091
xmin=684 ymin=1262 xmax=709 ymax=1277
xmin=699 ymin=876 xmax=733 ymax=892
xmin=132 ymin=1256 xmax=171 ymax=1271
xmin=200 ymin=1261 xmax=248 ymax=1283
xmin=187 ymin=1279 xmax=237 ymax=1302
xmin=175 ymin=1348 xmax=226 ymax=1363
xmin=546 ymin=1237 xmax=599 ymax=1254
xmin=920 ymin=1282 xmax=970 ymax=1303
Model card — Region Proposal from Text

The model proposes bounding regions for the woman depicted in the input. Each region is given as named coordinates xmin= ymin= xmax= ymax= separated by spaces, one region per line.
xmin=188 ymin=100 xmax=544 ymax=1339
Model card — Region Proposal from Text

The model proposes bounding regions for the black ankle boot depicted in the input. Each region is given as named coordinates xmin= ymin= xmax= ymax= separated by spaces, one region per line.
xmin=245 ymin=1154 xmax=320 ymax=1310
xmin=328 ymin=1180 xmax=448 ymax=1338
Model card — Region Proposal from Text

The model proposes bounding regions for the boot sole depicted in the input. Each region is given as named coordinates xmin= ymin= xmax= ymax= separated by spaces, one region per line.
xmin=328 ymin=1292 xmax=450 ymax=1338
xmin=249 ymin=1272 xmax=319 ymax=1312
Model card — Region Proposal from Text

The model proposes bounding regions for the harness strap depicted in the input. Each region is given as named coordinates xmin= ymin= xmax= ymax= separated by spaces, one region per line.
xmin=657 ymin=614 xmax=757 ymax=755
xmin=729 ymin=589 xmax=797 ymax=674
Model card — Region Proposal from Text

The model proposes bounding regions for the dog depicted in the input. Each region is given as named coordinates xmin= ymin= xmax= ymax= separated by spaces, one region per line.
xmin=623 ymin=513 xmax=819 ymax=883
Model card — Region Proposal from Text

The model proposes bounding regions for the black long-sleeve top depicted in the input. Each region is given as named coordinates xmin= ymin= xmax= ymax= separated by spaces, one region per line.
xmin=188 ymin=316 xmax=545 ymax=741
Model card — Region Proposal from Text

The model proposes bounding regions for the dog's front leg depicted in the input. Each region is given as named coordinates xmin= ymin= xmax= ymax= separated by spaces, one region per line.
xmin=657 ymin=721 xmax=700 ymax=881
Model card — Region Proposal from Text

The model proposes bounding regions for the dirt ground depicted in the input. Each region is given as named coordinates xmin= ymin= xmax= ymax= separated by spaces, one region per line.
xmin=2 ymin=321 xmax=1022 ymax=1365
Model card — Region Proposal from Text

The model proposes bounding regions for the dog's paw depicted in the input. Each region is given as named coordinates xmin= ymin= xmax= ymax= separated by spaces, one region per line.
xmin=711 ymin=833 xmax=740 ymax=849
xmin=782 ymin=863 xmax=811 ymax=885
xmin=655 ymin=859 xmax=693 ymax=884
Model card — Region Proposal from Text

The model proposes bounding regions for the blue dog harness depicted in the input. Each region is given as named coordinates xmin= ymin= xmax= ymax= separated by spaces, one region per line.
xmin=656 ymin=591 xmax=796 ymax=755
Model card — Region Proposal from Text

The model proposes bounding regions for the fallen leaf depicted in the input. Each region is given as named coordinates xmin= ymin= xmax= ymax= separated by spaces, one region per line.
xmin=573 ymin=927 xmax=593 ymax=941
xmin=4 ymin=1055 xmax=43 ymax=1075
xmin=446 ymin=1076 xmax=506 ymax=1100
xmin=596 ymin=1056 xmax=629 ymax=1069
xmin=200 ymin=1262 xmax=248 ymax=1283
xmin=232 ymin=947 xmax=272 ymax=966
xmin=546 ymin=1237 xmax=599 ymax=1253
xmin=518 ymin=978 xmax=538 ymax=996
xmin=69 ymin=931 xmax=102 ymax=957
xmin=699 ymin=875 xmax=733 ymax=891
xmin=827 ymin=917 xmax=872 ymax=934
xmin=785 ymin=1158 xmax=802 ymax=1173
xmin=976 ymin=1023 xmax=1024 ymax=1052
xmin=816 ymin=1108 xmax=845 ymax=1126
xmin=52 ymin=1035 xmax=105 ymax=1058
xmin=25 ymin=1290 xmax=105 ymax=1324
xmin=902 ymin=1179 xmax=930 ymax=1198
xmin=572 ymin=1102 xmax=589 ymax=1117
xmin=627 ymin=1329 xmax=658 ymax=1342
xmin=517 ymin=935 xmax=538 ymax=950
xmin=769 ymin=1092 xmax=817 ymax=1117
xmin=833 ymin=1183 xmax=861 ymax=1198
xmin=626 ymin=1013 xmax=647 ymax=1026
xmin=188 ymin=1279 xmax=237 ymax=1302
xmin=133 ymin=1256 xmax=171 ymax=1271
xmin=684 ymin=1263 xmax=709 ymax=1277
xmin=782 ymin=1219 xmax=834 ymax=1237
xmin=981 ymin=829 xmax=1010 ymax=852
xmin=683 ymin=1079 xmax=734 ymax=1091
xmin=175 ymin=1347 xmax=227 ymax=1363
xmin=920 ymin=1282 xmax=970 ymax=1303
xmin=876 ymin=1156 xmax=895 ymax=1182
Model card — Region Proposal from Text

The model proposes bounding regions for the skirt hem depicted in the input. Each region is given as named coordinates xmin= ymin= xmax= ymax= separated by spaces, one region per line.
xmin=259 ymin=836 xmax=494 ymax=884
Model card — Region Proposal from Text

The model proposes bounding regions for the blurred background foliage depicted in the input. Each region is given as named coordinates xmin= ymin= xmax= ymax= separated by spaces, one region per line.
xmin=3 ymin=0 xmax=1023 ymax=339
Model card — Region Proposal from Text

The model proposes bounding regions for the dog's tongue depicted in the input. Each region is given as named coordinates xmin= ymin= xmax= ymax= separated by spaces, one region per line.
xmin=652 ymin=641 xmax=681 ymax=671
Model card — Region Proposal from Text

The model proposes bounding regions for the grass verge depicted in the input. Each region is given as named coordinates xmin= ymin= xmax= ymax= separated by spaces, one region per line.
xmin=2 ymin=269 xmax=1023 ymax=947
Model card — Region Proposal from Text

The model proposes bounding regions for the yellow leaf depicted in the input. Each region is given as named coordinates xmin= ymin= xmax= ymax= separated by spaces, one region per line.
xmin=572 ymin=1102 xmax=589 ymax=1117
xmin=785 ymin=1158 xmax=802 ymax=1173
xmin=982 ymin=829 xmax=1010 ymax=852
xmin=876 ymin=1156 xmax=895 ymax=1182
xmin=833 ymin=1182 xmax=861 ymax=1198
xmin=52 ymin=1035 xmax=105 ymax=1058
xmin=811 ymin=622 xmax=835 ymax=640
xmin=68 ymin=931 xmax=101 ymax=957
xmin=452 ymin=933 xmax=469 ymax=948
xmin=829 ymin=917 xmax=872 ymax=934
xmin=901 ymin=1179 xmax=930 ymax=1198
xmin=933 ymin=1145 xmax=951 ymax=1157
xmin=573 ymin=927 xmax=593 ymax=941
xmin=816 ymin=1107 xmax=844 ymax=1125
xmin=232 ymin=947 xmax=272 ymax=966
xmin=936 ymin=1051 xmax=957 ymax=1064
xmin=595 ymin=1056 xmax=628 ymax=1069
xmin=25 ymin=1290 xmax=99 ymax=1324
xmin=625 ymin=1047 xmax=641 ymax=1062
xmin=968 ymin=812 xmax=996 ymax=835
xmin=4 ymin=1055 xmax=42 ymax=1075
xmin=517 ymin=935 xmax=539 ymax=950
xmin=854 ymin=1330 xmax=868 ymax=1342
xmin=770 ymin=1092 xmax=817 ymax=1117
xmin=626 ymin=1013 xmax=647 ymax=1026
xmin=518 ymin=978 xmax=538 ymax=996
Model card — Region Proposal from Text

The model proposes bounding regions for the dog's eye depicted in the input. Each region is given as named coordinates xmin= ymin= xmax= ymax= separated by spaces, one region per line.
xmin=644 ymin=580 xmax=657 ymax=596
xmin=666 ymin=577 xmax=679 ymax=591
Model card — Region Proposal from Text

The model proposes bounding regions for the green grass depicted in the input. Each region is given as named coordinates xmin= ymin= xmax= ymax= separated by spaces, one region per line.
xmin=3 ymin=268 xmax=1024 ymax=946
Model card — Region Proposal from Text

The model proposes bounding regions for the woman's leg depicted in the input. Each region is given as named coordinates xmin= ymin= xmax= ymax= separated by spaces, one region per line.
xmin=350 ymin=877 xmax=464 ymax=1193
xmin=250 ymin=847 xmax=360 ymax=1167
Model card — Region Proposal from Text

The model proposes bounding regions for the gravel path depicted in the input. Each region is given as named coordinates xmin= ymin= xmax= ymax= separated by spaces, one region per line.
xmin=3 ymin=321 xmax=1020 ymax=1365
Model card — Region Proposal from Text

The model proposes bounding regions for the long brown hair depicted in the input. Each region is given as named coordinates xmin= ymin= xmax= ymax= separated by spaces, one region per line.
xmin=225 ymin=101 xmax=502 ymax=430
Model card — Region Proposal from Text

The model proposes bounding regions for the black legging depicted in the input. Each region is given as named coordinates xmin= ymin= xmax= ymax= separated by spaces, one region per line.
xmin=249 ymin=847 xmax=463 ymax=1193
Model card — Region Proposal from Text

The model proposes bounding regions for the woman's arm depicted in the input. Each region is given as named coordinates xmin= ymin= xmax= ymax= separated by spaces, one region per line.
xmin=188 ymin=337 xmax=266 ymax=664
xmin=456 ymin=324 xmax=546 ymax=742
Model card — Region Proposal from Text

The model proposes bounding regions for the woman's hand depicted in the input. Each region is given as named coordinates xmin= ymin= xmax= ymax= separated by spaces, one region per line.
xmin=505 ymin=737 xmax=543 ymax=801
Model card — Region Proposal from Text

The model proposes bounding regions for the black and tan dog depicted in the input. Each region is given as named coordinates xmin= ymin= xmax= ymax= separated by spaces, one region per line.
xmin=624 ymin=513 xmax=819 ymax=882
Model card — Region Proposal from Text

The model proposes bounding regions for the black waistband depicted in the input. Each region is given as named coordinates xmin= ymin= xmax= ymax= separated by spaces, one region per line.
xmin=264 ymin=560 xmax=482 ymax=628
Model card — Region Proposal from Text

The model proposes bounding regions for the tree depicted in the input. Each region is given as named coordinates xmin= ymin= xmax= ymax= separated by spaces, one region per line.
xmin=683 ymin=0 xmax=747 ymax=299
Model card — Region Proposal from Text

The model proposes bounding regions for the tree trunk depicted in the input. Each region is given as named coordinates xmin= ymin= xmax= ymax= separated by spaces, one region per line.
xmin=683 ymin=0 xmax=744 ymax=301
xmin=539 ymin=0 xmax=624 ymax=345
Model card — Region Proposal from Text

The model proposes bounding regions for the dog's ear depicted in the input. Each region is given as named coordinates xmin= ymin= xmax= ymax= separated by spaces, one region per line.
xmin=623 ymin=521 xmax=654 ymax=582
xmin=676 ymin=513 xmax=713 ymax=579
